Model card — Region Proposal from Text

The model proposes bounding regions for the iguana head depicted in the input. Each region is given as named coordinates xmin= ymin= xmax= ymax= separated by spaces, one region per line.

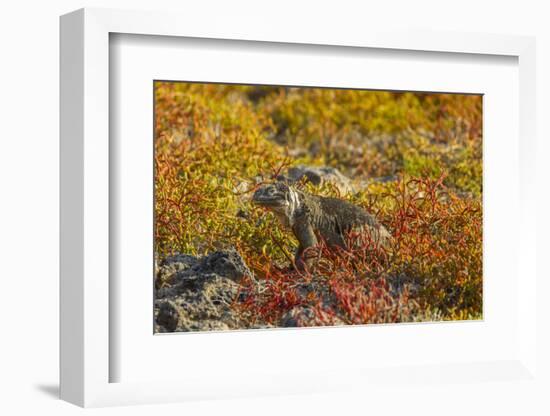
xmin=252 ymin=182 xmax=301 ymax=227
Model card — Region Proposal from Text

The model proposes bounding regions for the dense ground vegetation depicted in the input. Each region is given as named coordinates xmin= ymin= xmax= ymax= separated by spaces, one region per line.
xmin=154 ymin=82 xmax=482 ymax=326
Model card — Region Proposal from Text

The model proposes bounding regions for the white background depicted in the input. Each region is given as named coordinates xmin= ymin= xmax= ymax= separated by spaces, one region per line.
xmin=0 ymin=1 xmax=548 ymax=415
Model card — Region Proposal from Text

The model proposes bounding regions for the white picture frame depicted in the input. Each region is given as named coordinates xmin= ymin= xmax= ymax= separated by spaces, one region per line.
xmin=60 ymin=7 xmax=538 ymax=408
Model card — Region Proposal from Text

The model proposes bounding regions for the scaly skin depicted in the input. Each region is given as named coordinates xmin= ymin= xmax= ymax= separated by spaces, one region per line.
xmin=252 ymin=182 xmax=392 ymax=269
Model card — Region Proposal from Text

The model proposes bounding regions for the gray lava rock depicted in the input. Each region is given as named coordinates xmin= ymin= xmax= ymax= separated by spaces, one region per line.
xmin=154 ymin=274 xmax=244 ymax=332
xmin=279 ymin=165 xmax=355 ymax=195
xmin=156 ymin=253 xmax=198 ymax=288
xmin=192 ymin=249 xmax=252 ymax=283
xmin=280 ymin=306 xmax=317 ymax=327
xmin=280 ymin=306 xmax=345 ymax=328
xmin=385 ymin=274 xmax=421 ymax=298
xmin=155 ymin=249 xmax=258 ymax=332
xmin=156 ymin=300 xmax=180 ymax=332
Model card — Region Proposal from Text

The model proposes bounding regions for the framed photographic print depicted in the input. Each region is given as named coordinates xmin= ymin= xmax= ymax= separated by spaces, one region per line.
xmin=60 ymin=7 xmax=539 ymax=408
xmin=152 ymin=81 xmax=483 ymax=333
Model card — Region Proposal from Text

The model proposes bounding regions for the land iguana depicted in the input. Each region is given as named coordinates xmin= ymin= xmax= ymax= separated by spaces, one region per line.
xmin=252 ymin=182 xmax=392 ymax=269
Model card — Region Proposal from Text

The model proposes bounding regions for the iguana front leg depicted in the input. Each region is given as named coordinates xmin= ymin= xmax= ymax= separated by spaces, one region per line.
xmin=292 ymin=221 xmax=317 ymax=271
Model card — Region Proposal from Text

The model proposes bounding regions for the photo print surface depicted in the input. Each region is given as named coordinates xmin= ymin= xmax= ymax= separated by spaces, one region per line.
xmin=154 ymin=81 xmax=482 ymax=333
